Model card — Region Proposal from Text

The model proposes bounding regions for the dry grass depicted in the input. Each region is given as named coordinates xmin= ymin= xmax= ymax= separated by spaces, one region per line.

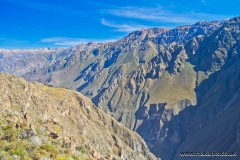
xmin=148 ymin=62 xmax=196 ymax=108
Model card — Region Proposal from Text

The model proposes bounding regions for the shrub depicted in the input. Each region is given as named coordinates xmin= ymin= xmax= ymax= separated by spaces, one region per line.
xmin=76 ymin=145 xmax=87 ymax=154
xmin=10 ymin=145 xmax=28 ymax=157
xmin=40 ymin=143 xmax=59 ymax=158
xmin=55 ymin=155 xmax=72 ymax=160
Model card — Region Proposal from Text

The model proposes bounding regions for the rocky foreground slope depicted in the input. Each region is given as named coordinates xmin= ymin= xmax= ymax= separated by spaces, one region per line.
xmin=0 ymin=72 xmax=156 ymax=160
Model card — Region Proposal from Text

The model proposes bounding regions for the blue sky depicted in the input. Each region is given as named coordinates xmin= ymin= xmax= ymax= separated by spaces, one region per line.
xmin=0 ymin=0 xmax=239 ymax=49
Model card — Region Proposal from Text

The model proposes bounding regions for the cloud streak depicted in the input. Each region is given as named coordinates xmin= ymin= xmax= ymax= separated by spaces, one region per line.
xmin=41 ymin=37 xmax=117 ymax=46
xmin=101 ymin=19 xmax=150 ymax=32
xmin=102 ymin=6 xmax=232 ymax=24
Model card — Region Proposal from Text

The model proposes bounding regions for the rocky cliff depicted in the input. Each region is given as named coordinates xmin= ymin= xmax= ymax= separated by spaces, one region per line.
xmin=0 ymin=72 xmax=157 ymax=160
xmin=22 ymin=21 xmax=223 ymax=129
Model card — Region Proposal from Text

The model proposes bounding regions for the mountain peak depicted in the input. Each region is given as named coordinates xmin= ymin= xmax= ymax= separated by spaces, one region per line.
xmin=228 ymin=15 xmax=240 ymax=22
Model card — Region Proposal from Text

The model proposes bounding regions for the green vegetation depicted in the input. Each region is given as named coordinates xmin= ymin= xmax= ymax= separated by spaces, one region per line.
xmin=76 ymin=145 xmax=88 ymax=154
xmin=148 ymin=62 xmax=196 ymax=108
xmin=0 ymin=116 xmax=92 ymax=160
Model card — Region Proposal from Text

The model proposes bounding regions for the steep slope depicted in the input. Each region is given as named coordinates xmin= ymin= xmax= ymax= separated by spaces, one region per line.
xmin=174 ymin=56 xmax=240 ymax=160
xmin=22 ymin=21 xmax=223 ymax=128
xmin=173 ymin=16 xmax=240 ymax=160
xmin=136 ymin=16 xmax=240 ymax=160
xmin=0 ymin=72 xmax=157 ymax=160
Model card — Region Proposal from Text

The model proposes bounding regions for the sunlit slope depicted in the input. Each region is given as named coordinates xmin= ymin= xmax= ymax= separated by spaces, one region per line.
xmin=0 ymin=72 xmax=156 ymax=160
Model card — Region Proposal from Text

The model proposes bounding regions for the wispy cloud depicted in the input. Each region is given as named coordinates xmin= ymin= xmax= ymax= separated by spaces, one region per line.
xmin=101 ymin=19 xmax=150 ymax=32
xmin=201 ymin=0 xmax=206 ymax=3
xmin=102 ymin=6 xmax=232 ymax=24
xmin=41 ymin=37 xmax=117 ymax=46
xmin=102 ymin=7 xmax=194 ymax=23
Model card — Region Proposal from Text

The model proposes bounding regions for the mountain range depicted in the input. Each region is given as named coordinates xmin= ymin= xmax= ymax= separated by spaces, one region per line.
xmin=0 ymin=16 xmax=240 ymax=160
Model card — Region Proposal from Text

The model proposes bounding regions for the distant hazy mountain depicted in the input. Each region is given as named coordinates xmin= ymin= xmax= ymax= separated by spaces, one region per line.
xmin=0 ymin=42 xmax=101 ymax=76
xmin=2 ymin=16 xmax=240 ymax=160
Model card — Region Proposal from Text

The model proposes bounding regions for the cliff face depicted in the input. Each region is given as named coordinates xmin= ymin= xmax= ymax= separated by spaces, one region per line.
xmin=134 ymin=16 xmax=240 ymax=160
xmin=0 ymin=72 xmax=157 ymax=160
xmin=173 ymin=16 xmax=240 ymax=160
xmin=21 ymin=21 xmax=223 ymax=130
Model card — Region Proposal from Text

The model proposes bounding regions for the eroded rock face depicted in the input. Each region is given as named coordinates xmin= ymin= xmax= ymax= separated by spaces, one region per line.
xmin=0 ymin=73 xmax=157 ymax=160
xmin=21 ymin=21 xmax=223 ymax=130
